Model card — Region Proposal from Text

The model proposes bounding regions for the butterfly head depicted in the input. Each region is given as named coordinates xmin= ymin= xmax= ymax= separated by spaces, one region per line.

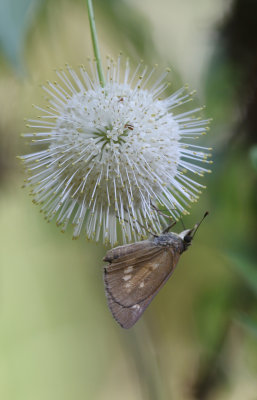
xmin=178 ymin=228 xmax=195 ymax=250
xmin=178 ymin=211 xmax=209 ymax=251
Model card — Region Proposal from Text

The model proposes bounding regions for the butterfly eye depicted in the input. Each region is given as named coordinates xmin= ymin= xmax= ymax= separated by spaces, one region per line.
xmin=184 ymin=235 xmax=192 ymax=243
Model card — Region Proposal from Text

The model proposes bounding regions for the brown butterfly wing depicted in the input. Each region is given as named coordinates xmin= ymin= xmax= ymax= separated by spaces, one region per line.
xmin=104 ymin=288 xmax=153 ymax=329
xmin=103 ymin=242 xmax=181 ymax=328
xmin=103 ymin=240 xmax=162 ymax=266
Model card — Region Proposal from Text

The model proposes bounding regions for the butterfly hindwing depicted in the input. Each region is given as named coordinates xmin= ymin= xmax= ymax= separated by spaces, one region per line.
xmin=104 ymin=288 xmax=155 ymax=329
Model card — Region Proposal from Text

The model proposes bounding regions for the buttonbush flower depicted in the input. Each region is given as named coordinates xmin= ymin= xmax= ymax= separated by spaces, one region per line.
xmin=20 ymin=56 xmax=212 ymax=245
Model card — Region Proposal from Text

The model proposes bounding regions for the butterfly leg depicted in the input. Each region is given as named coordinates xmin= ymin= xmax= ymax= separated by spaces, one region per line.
xmin=150 ymin=201 xmax=177 ymax=233
xmin=150 ymin=201 xmax=175 ymax=219
xmin=122 ymin=208 xmax=158 ymax=237
xmin=162 ymin=220 xmax=177 ymax=233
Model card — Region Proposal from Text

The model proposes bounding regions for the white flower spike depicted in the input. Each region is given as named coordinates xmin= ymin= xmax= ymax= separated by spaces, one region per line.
xmin=20 ymin=56 xmax=212 ymax=245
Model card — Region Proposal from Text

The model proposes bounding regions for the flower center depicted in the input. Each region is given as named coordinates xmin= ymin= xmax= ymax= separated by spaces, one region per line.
xmin=94 ymin=122 xmax=133 ymax=148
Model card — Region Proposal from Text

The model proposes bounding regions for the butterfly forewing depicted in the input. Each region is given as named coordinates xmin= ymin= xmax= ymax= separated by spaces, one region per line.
xmin=104 ymin=239 xmax=181 ymax=328
xmin=105 ymin=250 xmax=172 ymax=306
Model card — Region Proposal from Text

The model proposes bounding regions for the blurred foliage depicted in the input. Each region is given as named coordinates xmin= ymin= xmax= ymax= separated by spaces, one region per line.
xmin=220 ymin=0 xmax=257 ymax=146
xmin=237 ymin=314 xmax=257 ymax=339
xmin=0 ymin=0 xmax=44 ymax=71
xmin=206 ymin=0 xmax=257 ymax=147
xmin=0 ymin=0 xmax=156 ymax=72
xmin=249 ymin=145 xmax=257 ymax=172
xmin=0 ymin=0 xmax=256 ymax=399
xmin=94 ymin=0 xmax=156 ymax=61
xmin=227 ymin=254 xmax=257 ymax=297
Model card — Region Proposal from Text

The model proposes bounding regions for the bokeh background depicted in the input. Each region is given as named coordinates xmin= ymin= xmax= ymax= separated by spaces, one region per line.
xmin=0 ymin=0 xmax=257 ymax=399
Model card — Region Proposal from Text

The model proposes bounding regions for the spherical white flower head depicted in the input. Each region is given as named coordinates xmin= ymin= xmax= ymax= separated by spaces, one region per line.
xmin=21 ymin=57 xmax=212 ymax=245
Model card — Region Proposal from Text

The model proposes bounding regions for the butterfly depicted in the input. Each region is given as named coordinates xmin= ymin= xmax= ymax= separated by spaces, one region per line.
xmin=103 ymin=212 xmax=208 ymax=328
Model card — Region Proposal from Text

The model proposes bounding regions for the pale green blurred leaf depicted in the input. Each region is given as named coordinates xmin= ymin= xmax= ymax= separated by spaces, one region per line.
xmin=0 ymin=0 xmax=43 ymax=70
xmin=249 ymin=145 xmax=257 ymax=172
xmin=227 ymin=253 xmax=257 ymax=296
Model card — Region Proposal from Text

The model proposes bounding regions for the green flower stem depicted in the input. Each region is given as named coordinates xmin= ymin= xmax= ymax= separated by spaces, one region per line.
xmin=86 ymin=0 xmax=105 ymax=87
xmin=124 ymin=322 xmax=167 ymax=400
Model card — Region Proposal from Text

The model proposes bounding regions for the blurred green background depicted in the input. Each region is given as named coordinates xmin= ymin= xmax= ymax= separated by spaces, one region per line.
xmin=0 ymin=0 xmax=256 ymax=399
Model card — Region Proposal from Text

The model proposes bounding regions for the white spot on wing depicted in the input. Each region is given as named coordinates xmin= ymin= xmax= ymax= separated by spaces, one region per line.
xmin=124 ymin=266 xmax=134 ymax=274
xmin=139 ymin=282 xmax=145 ymax=288
xmin=123 ymin=274 xmax=131 ymax=281
xmin=152 ymin=263 xmax=159 ymax=270
xmin=132 ymin=304 xmax=140 ymax=310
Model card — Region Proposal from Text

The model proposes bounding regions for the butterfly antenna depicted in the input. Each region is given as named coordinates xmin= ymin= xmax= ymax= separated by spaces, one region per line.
xmin=191 ymin=211 xmax=209 ymax=239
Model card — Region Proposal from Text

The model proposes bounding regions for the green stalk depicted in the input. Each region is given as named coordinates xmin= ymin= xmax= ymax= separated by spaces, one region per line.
xmin=86 ymin=0 xmax=105 ymax=87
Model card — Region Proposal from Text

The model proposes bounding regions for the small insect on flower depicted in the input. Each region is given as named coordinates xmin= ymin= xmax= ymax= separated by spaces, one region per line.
xmin=103 ymin=212 xmax=209 ymax=329
xmin=20 ymin=55 xmax=212 ymax=245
